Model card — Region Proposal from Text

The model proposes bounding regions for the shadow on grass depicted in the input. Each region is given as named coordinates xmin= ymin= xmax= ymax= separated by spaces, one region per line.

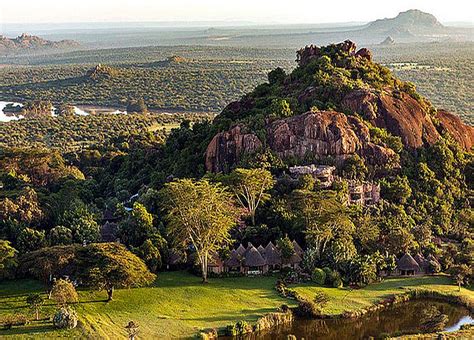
xmin=0 ymin=323 xmax=56 ymax=336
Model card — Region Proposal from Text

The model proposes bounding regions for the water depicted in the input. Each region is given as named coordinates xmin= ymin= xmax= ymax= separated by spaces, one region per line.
xmin=0 ymin=101 xmax=23 ymax=122
xmin=0 ymin=101 xmax=129 ymax=122
xmin=222 ymin=299 xmax=473 ymax=339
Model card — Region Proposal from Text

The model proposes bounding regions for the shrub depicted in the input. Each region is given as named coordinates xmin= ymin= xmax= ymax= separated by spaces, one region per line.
xmin=313 ymin=291 xmax=330 ymax=308
xmin=332 ymin=277 xmax=343 ymax=288
xmin=329 ymin=270 xmax=343 ymax=288
xmin=50 ymin=279 xmax=79 ymax=306
xmin=296 ymin=298 xmax=321 ymax=318
xmin=235 ymin=320 xmax=251 ymax=334
xmin=53 ymin=307 xmax=78 ymax=329
xmin=225 ymin=323 xmax=237 ymax=336
xmin=311 ymin=268 xmax=326 ymax=285
xmin=322 ymin=267 xmax=333 ymax=285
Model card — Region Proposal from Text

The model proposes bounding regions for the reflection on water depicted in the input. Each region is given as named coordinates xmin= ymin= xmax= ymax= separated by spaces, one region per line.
xmin=221 ymin=299 xmax=473 ymax=340
xmin=0 ymin=101 xmax=130 ymax=122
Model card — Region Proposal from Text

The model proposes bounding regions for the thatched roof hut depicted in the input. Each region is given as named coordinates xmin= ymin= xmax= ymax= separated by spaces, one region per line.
xmin=257 ymin=245 xmax=265 ymax=255
xmin=414 ymin=253 xmax=428 ymax=269
xmin=236 ymin=244 xmax=246 ymax=256
xmin=224 ymin=249 xmax=241 ymax=267
xmin=397 ymin=253 xmax=420 ymax=271
xmin=243 ymin=245 xmax=266 ymax=267
xmin=287 ymin=252 xmax=302 ymax=265
xmin=293 ymin=240 xmax=304 ymax=256
xmin=264 ymin=242 xmax=282 ymax=266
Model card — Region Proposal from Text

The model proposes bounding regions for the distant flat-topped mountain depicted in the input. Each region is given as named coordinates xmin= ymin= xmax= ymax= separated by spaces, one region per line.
xmin=0 ymin=33 xmax=79 ymax=54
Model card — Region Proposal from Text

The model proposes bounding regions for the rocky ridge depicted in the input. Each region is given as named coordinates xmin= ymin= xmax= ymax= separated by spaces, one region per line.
xmin=205 ymin=41 xmax=474 ymax=173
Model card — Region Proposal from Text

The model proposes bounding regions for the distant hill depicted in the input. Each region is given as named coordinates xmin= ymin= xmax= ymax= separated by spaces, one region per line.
xmin=367 ymin=9 xmax=443 ymax=33
xmin=0 ymin=33 xmax=79 ymax=54
xmin=361 ymin=9 xmax=471 ymax=42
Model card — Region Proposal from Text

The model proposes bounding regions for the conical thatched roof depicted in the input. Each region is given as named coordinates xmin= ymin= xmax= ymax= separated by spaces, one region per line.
xmin=236 ymin=244 xmax=246 ymax=256
xmin=414 ymin=253 xmax=428 ymax=269
xmin=243 ymin=245 xmax=266 ymax=267
xmin=397 ymin=253 xmax=420 ymax=271
xmin=257 ymin=245 xmax=265 ymax=255
xmin=292 ymin=240 xmax=304 ymax=256
xmin=265 ymin=241 xmax=275 ymax=253
xmin=287 ymin=251 xmax=302 ymax=265
xmin=224 ymin=249 xmax=241 ymax=267
xmin=264 ymin=242 xmax=282 ymax=266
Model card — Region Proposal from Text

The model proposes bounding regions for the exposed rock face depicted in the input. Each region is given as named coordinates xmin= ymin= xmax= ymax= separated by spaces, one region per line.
xmin=355 ymin=48 xmax=372 ymax=61
xmin=205 ymin=125 xmax=262 ymax=173
xmin=342 ymin=89 xmax=440 ymax=148
xmin=205 ymin=111 xmax=397 ymax=172
xmin=266 ymin=111 xmax=396 ymax=165
xmin=435 ymin=110 xmax=474 ymax=150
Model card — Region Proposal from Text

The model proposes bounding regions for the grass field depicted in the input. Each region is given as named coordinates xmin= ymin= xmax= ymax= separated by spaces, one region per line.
xmin=0 ymin=272 xmax=471 ymax=339
xmin=291 ymin=275 xmax=474 ymax=315
xmin=0 ymin=271 xmax=290 ymax=339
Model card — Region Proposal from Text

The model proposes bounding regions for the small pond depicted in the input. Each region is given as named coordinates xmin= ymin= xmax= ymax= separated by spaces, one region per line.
xmin=222 ymin=299 xmax=473 ymax=339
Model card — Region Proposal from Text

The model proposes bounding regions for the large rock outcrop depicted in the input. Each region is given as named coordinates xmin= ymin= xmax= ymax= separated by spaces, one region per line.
xmin=342 ymin=88 xmax=440 ymax=148
xmin=205 ymin=125 xmax=262 ymax=173
xmin=342 ymin=88 xmax=474 ymax=149
xmin=205 ymin=111 xmax=397 ymax=172
xmin=435 ymin=110 xmax=474 ymax=150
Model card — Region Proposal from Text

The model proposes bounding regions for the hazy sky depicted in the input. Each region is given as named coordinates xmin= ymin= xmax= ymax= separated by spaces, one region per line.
xmin=1 ymin=0 xmax=473 ymax=24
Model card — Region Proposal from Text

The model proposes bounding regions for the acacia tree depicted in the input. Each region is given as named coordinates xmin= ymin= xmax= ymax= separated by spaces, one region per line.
xmin=160 ymin=179 xmax=239 ymax=283
xmin=293 ymin=190 xmax=354 ymax=259
xmin=78 ymin=243 xmax=156 ymax=301
xmin=226 ymin=168 xmax=274 ymax=225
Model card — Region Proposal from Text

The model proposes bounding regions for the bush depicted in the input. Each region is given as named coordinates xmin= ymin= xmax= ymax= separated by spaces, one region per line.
xmin=322 ymin=267 xmax=333 ymax=285
xmin=332 ymin=277 xmax=343 ymax=288
xmin=53 ymin=307 xmax=78 ymax=329
xmin=311 ymin=268 xmax=326 ymax=285
xmin=296 ymin=298 xmax=321 ymax=318
xmin=235 ymin=320 xmax=251 ymax=334
xmin=328 ymin=270 xmax=343 ymax=288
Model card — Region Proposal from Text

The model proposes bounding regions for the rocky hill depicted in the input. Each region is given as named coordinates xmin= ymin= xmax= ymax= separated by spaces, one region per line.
xmin=205 ymin=40 xmax=474 ymax=173
xmin=367 ymin=9 xmax=443 ymax=34
xmin=0 ymin=33 xmax=79 ymax=54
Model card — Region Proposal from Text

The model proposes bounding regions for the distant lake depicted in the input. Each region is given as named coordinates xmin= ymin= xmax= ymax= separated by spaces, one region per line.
xmin=0 ymin=101 xmax=132 ymax=122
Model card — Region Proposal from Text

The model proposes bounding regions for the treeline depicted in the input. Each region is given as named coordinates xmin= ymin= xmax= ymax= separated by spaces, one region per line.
xmin=0 ymin=113 xmax=212 ymax=153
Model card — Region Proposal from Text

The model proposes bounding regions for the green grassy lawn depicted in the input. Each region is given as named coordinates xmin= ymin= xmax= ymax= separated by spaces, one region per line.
xmin=291 ymin=275 xmax=474 ymax=315
xmin=0 ymin=273 xmax=471 ymax=339
xmin=0 ymin=271 xmax=290 ymax=339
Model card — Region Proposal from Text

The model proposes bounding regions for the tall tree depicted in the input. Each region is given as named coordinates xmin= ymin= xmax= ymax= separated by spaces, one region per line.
xmin=225 ymin=168 xmax=274 ymax=225
xmin=160 ymin=179 xmax=238 ymax=283
xmin=78 ymin=243 xmax=155 ymax=301
xmin=293 ymin=190 xmax=354 ymax=259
